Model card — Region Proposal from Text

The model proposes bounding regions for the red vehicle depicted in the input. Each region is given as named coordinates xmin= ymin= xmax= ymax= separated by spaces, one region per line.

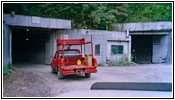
xmin=51 ymin=36 xmax=97 ymax=79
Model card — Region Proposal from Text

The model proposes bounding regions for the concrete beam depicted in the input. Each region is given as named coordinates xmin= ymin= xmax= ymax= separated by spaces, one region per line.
xmin=3 ymin=14 xmax=71 ymax=29
xmin=107 ymin=39 xmax=130 ymax=42
xmin=113 ymin=22 xmax=172 ymax=32
xmin=130 ymin=31 xmax=169 ymax=35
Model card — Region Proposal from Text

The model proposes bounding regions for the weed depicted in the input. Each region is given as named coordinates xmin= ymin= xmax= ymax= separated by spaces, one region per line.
xmin=97 ymin=63 xmax=103 ymax=66
xmin=109 ymin=61 xmax=136 ymax=66
xmin=8 ymin=63 xmax=12 ymax=67
xmin=3 ymin=67 xmax=12 ymax=75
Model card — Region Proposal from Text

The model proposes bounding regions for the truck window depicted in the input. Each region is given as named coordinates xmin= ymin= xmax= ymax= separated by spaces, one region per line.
xmin=59 ymin=50 xmax=80 ymax=58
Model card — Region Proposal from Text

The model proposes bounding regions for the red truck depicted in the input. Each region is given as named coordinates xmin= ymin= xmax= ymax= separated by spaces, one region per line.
xmin=51 ymin=36 xmax=97 ymax=79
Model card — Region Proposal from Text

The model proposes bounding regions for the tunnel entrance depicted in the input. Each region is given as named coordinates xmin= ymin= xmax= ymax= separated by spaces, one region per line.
xmin=12 ymin=27 xmax=50 ymax=64
xmin=131 ymin=35 xmax=153 ymax=64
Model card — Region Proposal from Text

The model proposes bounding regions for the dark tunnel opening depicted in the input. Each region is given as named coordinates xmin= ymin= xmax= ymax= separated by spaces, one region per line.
xmin=131 ymin=35 xmax=153 ymax=64
xmin=12 ymin=27 xmax=50 ymax=64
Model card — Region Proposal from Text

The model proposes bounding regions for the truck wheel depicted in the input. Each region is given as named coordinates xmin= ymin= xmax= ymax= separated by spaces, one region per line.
xmin=57 ymin=70 xmax=64 ymax=79
xmin=51 ymin=64 xmax=56 ymax=73
xmin=85 ymin=73 xmax=91 ymax=78
xmin=51 ymin=67 xmax=56 ymax=73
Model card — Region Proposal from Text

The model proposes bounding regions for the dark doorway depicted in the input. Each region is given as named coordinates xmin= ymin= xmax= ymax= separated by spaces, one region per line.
xmin=131 ymin=35 xmax=153 ymax=64
xmin=12 ymin=27 xmax=50 ymax=64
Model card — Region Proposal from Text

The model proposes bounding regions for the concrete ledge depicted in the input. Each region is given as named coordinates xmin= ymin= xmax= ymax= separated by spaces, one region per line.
xmin=130 ymin=31 xmax=169 ymax=35
xmin=108 ymin=39 xmax=130 ymax=42
xmin=113 ymin=22 xmax=172 ymax=32
xmin=3 ymin=14 xmax=71 ymax=29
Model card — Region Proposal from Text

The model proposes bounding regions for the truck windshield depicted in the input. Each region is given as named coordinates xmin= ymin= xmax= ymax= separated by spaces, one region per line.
xmin=59 ymin=50 xmax=80 ymax=58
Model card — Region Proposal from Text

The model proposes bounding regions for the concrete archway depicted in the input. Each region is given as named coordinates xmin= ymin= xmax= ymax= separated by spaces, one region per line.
xmin=3 ymin=13 xmax=71 ymax=67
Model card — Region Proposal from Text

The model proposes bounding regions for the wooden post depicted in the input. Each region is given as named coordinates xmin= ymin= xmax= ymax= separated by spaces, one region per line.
xmin=84 ymin=44 xmax=86 ymax=54
xmin=91 ymin=35 xmax=93 ymax=57
xmin=81 ymin=45 xmax=82 ymax=54
xmin=62 ymin=35 xmax=64 ymax=59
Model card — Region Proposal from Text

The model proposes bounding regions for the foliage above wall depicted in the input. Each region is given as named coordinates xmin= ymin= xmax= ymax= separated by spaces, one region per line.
xmin=3 ymin=3 xmax=172 ymax=30
xmin=125 ymin=3 xmax=172 ymax=23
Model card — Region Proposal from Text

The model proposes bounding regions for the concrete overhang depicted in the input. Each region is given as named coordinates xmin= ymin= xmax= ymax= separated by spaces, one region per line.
xmin=113 ymin=22 xmax=172 ymax=32
xmin=107 ymin=39 xmax=130 ymax=42
xmin=3 ymin=14 xmax=71 ymax=29
xmin=129 ymin=31 xmax=169 ymax=35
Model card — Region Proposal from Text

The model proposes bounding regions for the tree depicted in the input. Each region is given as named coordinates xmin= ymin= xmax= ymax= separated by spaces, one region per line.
xmin=125 ymin=3 xmax=172 ymax=23
xmin=3 ymin=3 xmax=172 ymax=30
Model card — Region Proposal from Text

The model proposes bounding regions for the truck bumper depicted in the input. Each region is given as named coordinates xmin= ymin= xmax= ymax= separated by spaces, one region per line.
xmin=62 ymin=68 xmax=97 ymax=76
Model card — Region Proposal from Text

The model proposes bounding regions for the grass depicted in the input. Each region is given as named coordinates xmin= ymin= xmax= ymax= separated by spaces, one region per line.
xmin=97 ymin=63 xmax=103 ymax=66
xmin=3 ymin=67 xmax=12 ymax=75
xmin=109 ymin=61 xmax=136 ymax=66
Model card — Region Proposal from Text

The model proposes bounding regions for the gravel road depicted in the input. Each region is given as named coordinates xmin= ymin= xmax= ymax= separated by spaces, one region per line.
xmin=3 ymin=63 xmax=172 ymax=97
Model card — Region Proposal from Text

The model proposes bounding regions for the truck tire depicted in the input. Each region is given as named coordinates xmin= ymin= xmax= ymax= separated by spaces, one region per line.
xmin=85 ymin=73 xmax=91 ymax=78
xmin=51 ymin=64 xmax=56 ymax=73
xmin=51 ymin=67 xmax=56 ymax=73
xmin=57 ymin=69 xmax=64 ymax=79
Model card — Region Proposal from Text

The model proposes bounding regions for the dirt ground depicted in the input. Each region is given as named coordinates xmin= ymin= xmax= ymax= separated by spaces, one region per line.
xmin=3 ymin=63 xmax=172 ymax=97
xmin=3 ymin=68 xmax=52 ymax=97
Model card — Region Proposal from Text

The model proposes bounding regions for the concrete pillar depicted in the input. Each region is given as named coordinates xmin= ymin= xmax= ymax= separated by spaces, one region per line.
xmin=128 ymin=36 xmax=132 ymax=62
xmin=166 ymin=31 xmax=172 ymax=63
xmin=3 ymin=23 xmax=12 ymax=67
xmin=127 ymin=30 xmax=132 ymax=62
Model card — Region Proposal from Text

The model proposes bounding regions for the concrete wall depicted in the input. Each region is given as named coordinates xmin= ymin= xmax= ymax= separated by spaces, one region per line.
xmin=3 ymin=23 xmax=12 ymax=67
xmin=107 ymin=41 xmax=129 ymax=63
xmin=59 ymin=29 xmax=131 ymax=64
xmin=152 ymin=35 xmax=169 ymax=63
xmin=141 ymin=33 xmax=171 ymax=64
xmin=45 ymin=31 xmax=60 ymax=64
xmin=3 ymin=14 xmax=71 ymax=29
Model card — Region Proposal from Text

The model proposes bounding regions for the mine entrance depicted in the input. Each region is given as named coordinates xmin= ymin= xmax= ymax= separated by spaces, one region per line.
xmin=131 ymin=35 xmax=153 ymax=64
xmin=12 ymin=27 xmax=50 ymax=64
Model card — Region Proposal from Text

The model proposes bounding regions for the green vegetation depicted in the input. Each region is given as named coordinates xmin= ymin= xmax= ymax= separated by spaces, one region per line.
xmin=109 ymin=53 xmax=136 ymax=66
xmin=3 ymin=67 xmax=12 ymax=75
xmin=125 ymin=3 xmax=172 ymax=23
xmin=3 ymin=3 xmax=172 ymax=30
xmin=3 ymin=63 xmax=12 ymax=75
xmin=97 ymin=63 xmax=103 ymax=66
xmin=109 ymin=61 xmax=136 ymax=66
